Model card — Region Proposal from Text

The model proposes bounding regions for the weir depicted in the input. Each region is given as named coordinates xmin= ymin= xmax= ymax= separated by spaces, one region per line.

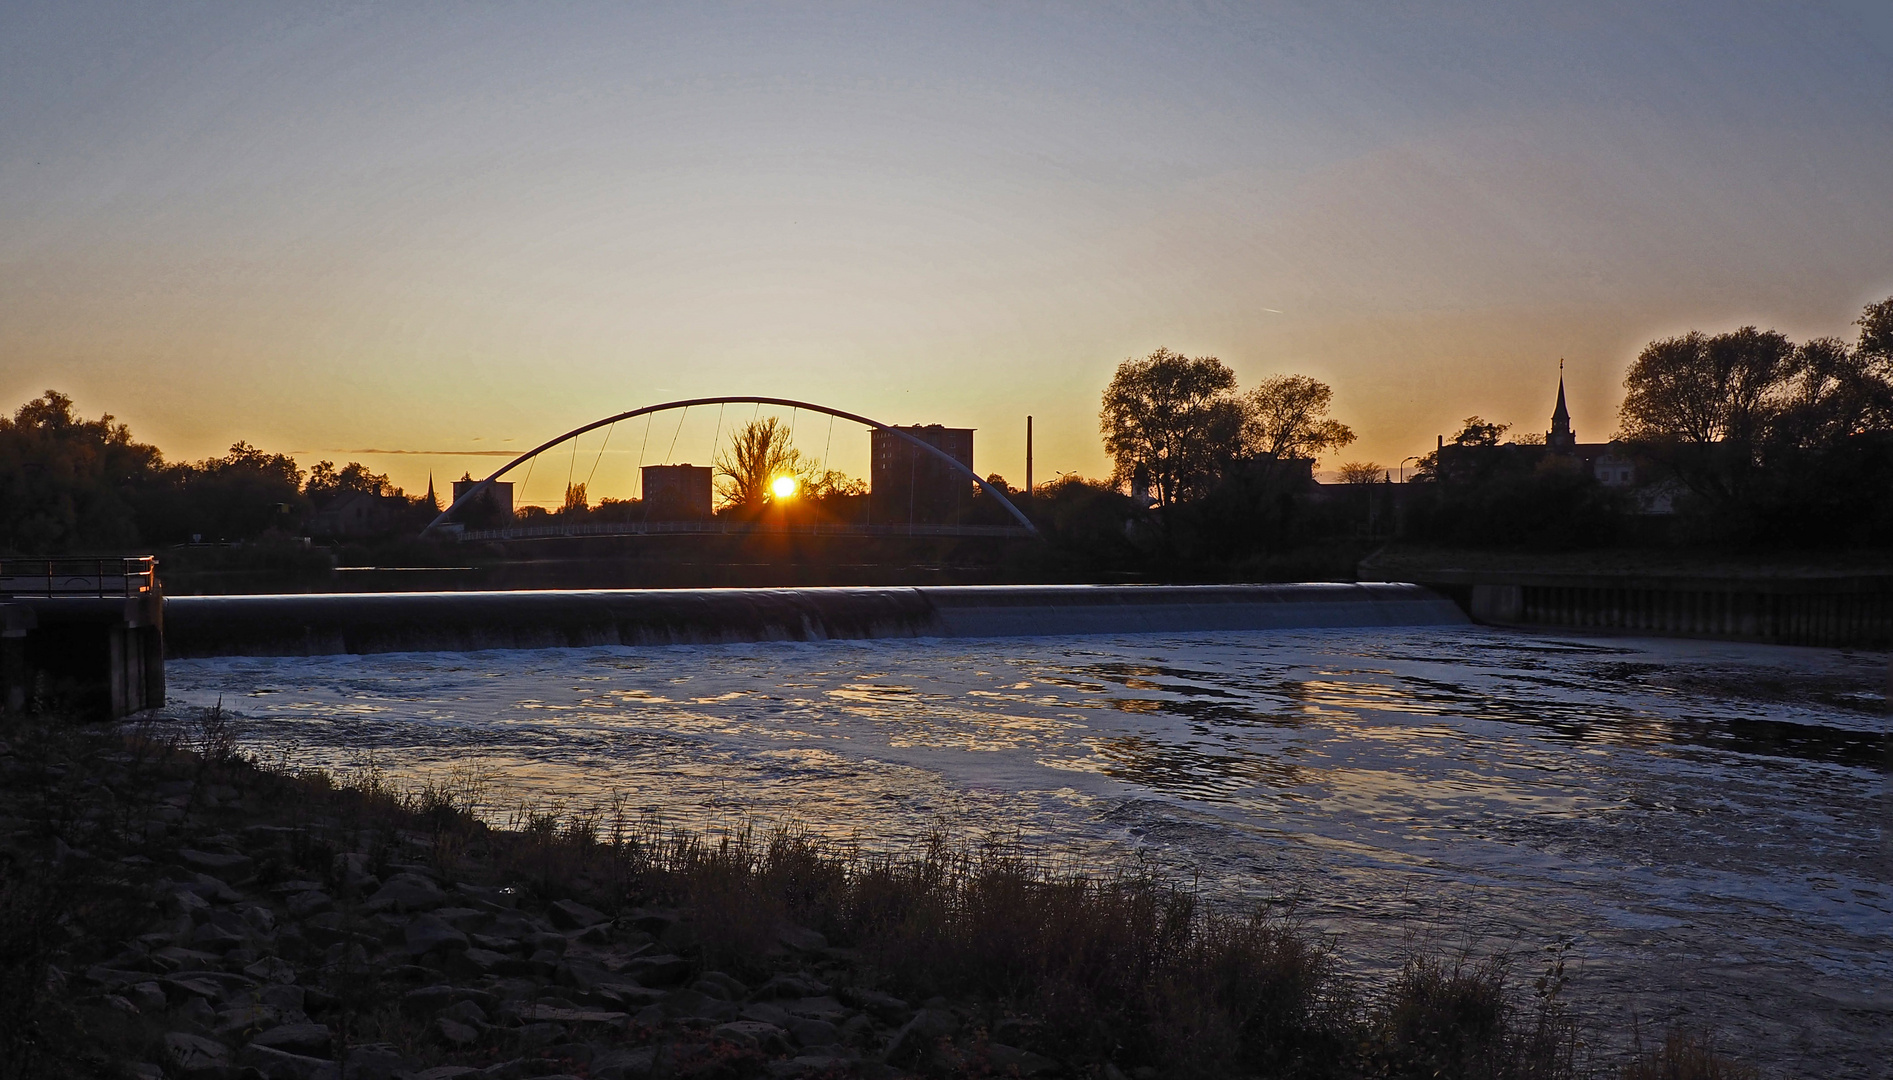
xmin=163 ymin=582 xmax=1468 ymax=658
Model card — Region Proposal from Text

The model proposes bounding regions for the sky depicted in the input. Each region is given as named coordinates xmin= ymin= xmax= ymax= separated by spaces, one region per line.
xmin=3 ymin=1 xmax=1891 ymax=502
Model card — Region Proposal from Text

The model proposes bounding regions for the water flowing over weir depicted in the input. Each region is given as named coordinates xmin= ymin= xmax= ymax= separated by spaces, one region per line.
xmin=162 ymin=583 xmax=1468 ymax=657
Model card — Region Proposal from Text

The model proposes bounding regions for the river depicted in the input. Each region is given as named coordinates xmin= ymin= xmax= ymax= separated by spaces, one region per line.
xmin=161 ymin=626 xmax=1891 ymax=1077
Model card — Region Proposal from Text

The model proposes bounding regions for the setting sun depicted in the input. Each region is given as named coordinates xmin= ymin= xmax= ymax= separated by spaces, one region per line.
xmin=770 ymin=475 xmax=798 ymax=500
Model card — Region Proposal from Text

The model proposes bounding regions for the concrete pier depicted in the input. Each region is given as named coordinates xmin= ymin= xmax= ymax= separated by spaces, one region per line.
xmin=163 ymin=582 xmax=1468 ymax=658
xmin=0 ymin=557 xmax=165 ymax=718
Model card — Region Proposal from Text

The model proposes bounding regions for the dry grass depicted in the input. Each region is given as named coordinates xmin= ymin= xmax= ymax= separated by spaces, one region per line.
xmin=0 ymin=710 xmax=1765 ymax=1080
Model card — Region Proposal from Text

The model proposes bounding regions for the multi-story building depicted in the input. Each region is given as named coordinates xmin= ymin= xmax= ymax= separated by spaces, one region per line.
xmin=870 ymin=425 xmax=974 ymax=523
xmin=641 ymin=464 xmax=713 ymax=519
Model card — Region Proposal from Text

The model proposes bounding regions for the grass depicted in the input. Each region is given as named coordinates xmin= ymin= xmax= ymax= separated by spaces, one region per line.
xmin=0 ymin=708 xmax=1762 ymax=1080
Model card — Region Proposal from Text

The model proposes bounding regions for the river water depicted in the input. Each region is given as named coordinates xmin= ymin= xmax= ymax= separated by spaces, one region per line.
xmin=161 ymin=627 xmax=1892 ymax=1077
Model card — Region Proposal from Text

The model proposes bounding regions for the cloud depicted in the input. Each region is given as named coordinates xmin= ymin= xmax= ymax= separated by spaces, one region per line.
xmin=333 ymin=448 xmax=520 ymax=456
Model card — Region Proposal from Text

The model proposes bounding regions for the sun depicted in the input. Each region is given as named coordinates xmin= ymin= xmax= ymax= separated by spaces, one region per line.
xmin=770 ymin=475 xmax=798 ymax=500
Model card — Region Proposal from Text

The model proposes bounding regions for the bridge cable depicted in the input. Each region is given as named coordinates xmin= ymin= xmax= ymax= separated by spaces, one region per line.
xmin=710 ymin=402 xmax=726 ymax=474
xmin=583 ymin=421 xmax=614 ymax=490
xmin=663 ymin=405 xmax=689 ymax=464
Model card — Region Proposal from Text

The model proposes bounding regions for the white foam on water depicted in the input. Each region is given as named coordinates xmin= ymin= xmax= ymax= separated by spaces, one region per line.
xmin=159 ymin=626 xmax=1893 ymax=1077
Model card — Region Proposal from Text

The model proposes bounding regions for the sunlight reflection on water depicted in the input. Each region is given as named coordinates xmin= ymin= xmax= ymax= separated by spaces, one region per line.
xmin=161 ymin=627 xmax=1892 ymax=1077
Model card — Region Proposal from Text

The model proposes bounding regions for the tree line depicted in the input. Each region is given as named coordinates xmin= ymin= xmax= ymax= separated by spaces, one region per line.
xmin=0 ymin=391 xmax=427 ymax=554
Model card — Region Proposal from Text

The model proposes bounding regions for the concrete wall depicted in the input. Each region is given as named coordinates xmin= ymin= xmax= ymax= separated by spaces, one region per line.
xmin=1438 ymin=574 xmax=1892 ymax=648
xmin=164 ymin=582 xmax=1469 ymax=658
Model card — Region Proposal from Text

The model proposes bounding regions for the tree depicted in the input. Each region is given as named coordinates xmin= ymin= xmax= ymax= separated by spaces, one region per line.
xmin=304 ymin=460 xmax=399 ymax=505
xmin=1618 ymin=327 xmax=1795 ymax=448
xmin=1243 ymin=375 xmax=1356 ymax=464
xmin=715 ymin=417 xmax=807 ymax=508
xmin=1337 ymin=461 xmax=1385 ymax=485
xmin=0 ymin=390 xmax=163 ymax=554
xmin=561 ymin=482 xmax=588 ymax=514
xmin=1100 ymin=348 xmax=1245 ymax=506
xmin=1451 ymin=416 xmax=1509 ymax=448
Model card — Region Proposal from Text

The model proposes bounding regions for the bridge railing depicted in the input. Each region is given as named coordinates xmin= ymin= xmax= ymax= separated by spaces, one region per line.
xmin=0 ymin=556 xmax=157 ymax=597
xmin=458 ymin=521 xmax=1034 ymax=542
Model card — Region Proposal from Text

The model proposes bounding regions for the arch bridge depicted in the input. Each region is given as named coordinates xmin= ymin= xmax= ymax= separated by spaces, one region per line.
xmin=421 ymin=396 xmax=1037 ymax=539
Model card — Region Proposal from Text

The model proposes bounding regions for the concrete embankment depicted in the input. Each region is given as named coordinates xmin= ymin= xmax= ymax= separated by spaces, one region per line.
xmin=1406 ymin=571 xmax=1893 ymax=648
xmin=163 ymin=582 xmax=1467 ymax=658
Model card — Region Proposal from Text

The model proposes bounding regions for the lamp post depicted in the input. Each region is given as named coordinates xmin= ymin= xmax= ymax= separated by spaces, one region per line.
xmin=1400 ymin=456 xmax=1421 ymax=483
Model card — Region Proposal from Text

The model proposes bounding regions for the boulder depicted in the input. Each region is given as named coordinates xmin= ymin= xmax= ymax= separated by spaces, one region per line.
xmin=547 ymin=898 xmax=608 ymax=929
xmin=786 ymin=1016 xmax=839 ymax=1047
xmin=713 ymin=1020 xmax=790 ymax=1054
xmin=367 ymin=872 xmax=446 ymax=913
xmin=432 ymin=1017 xmax=480 ymax=1047
xmin=886 ymin=1007 xmax=959 ymax=1066
xmin=405 ymin=914 xmax=470 ymax=955
xmin=163 ymin=1032 xmax=231 ymax=1075
xmin=239 ymin=1042 xmax=337 ymax=1080
xmin=250 ymin=1022 xmax=333 ymax=1057
xmin=178 ymin=849 xmax=254 ymax=879
xmin=287 ymin=890 xmax=333 ymax=919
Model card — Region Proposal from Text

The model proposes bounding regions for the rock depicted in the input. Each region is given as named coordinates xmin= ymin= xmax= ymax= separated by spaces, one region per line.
xmin=782 ymin=996 xmax=849 ymax=1022
xmin=622 ymin=953 xmax=691 ymax=986
xmin=886 ymin=1007 xmax=959 ymax=1066
xmin=753 ymin=973 xmax=829 ymax=1000
xmin=105 ymin=993 xmax=139 ymax=1014
xmin=594 ymin=982 xmax=666 ymax=1009
xmin=178 ymin=848 xmax=255 ymax=878
xmin=767 ymin=1054 xmax=858 ymax=1078
xmin=440 ymin=999 xmax=489 ymax=1027
xmin=244 ymin=957 xmax=298 ymax=985
xmin=515 ymin=1004 xmax=628 ymax=1026
xmin=162 ymin=975 xmax=228 ymax=1003
xmin=409 ymin=1068 xmax=482 ymax=1080
xmin=546 ymin=898 xmax=608 ymax=929
xmin=189 ymin=921 xmax=247 ymax=951
xmin=695 ymin=971 xmax=748 ymax=999
xmin=287 ymin=890 xmax=333 ymax=918
xmin=182 ymin=873 xmax=243 ymax=903
xmin=433 ymin=906 xmax=491 ymax=932
xmin=786 ymin=1016 xmax=839 ymax=1047
xmin=239 ymin=1042 xmax=338 ymax=1080
xmin=331 ymin=852 xmax=377 ymax=894
xmin=368 ymin=872 xmax=447 ymax=912
xmin=590 ymin=1045 xmax=658 ymax=1080
xmin=740 ymin=1001 xmax=791 ymax=1027
xmin=623 ymin=907 xmax=679 ymax=934
xmin=251 ymin=1022 xmax=333 ymax=1057
xmin=129 ymin=981 xmax=168 ymax=1012
xmin=838 ymin=986 xmax=909 ymax=1023
xmin=164 ymin=1032 xmax=231 ymax=1074
xmin=259 ymin=984 xmax=306 ymax=1013
xmin=451 ymin=946 xmax=508 ymax=977
xmin=775 ymin=924 xmax=827 ymax=953
xmin=177 ymin=996 xmax=218 ymax=1026
xmin=713 ymin=1020 xmax=790 ymax=1054
xmin=984 ymin=1043 xmax=1059 ymax=1076
xmin=405 ymin=914 xmax=471 ymax=955
xmin=238 ymin=904 xmax=276 ymax=934
xmin=561 ymin=957 xmax=616 ymax=991
xmin=659 ymin=988 xmax=738 ymax=1021
xmin=434 ymin=1017 xmax=481 ymax=1047
xmin=399 ymin=984 xmax=496 ymax=1017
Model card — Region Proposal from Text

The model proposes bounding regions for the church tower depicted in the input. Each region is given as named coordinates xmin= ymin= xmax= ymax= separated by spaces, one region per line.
xmin=1547 ymin=361 xmax=1575 ymax=451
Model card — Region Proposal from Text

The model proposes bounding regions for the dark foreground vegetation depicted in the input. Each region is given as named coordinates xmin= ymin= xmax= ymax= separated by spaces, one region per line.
xmin=1 ymin=712 xmax=1753 ymax=1080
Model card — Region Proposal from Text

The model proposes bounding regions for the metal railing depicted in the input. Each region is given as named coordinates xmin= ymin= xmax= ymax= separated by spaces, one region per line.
xmin=458 ymin=520 xmax=1035 ymax=542
xmin=0 ymin=556 xmax=157 ymax=597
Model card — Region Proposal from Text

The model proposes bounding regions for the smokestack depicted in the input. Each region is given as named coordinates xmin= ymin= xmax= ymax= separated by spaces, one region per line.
xmin=1026 ymin=416 xmax=1034 ymax=498
xmin=1438 ymin=434 xmax=1444 ymax=450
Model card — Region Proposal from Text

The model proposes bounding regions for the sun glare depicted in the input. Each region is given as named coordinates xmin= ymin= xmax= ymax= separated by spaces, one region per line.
xmin=771 ymin=475 xmax=798 ymax=499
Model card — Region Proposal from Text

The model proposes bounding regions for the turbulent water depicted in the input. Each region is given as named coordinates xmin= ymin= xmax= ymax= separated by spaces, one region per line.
xmin=161 ymin=627 xmax=1892 ymax=1077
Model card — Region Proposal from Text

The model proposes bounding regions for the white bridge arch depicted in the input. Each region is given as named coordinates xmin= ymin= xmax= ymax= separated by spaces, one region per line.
xmin=421 ymin=396 xmax=1037 ymax=536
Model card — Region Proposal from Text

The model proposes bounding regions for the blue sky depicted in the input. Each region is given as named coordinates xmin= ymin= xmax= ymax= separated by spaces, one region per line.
xmin=3 ymin=1 xmax=1889 ymax=496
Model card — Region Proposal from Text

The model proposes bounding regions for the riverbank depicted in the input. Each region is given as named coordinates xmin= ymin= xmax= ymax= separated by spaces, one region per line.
xmin=1 ymin=711 xmax=1749 ymax=1080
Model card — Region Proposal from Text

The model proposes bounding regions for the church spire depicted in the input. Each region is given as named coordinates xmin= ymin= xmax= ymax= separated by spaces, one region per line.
xmin=1548 ymin=359 xmax=1575 ymax=450
xmin=425 ymin=472 xmax=439 ymax=511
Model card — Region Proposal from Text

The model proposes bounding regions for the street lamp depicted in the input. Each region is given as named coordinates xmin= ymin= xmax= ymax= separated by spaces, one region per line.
xmin=1400 ymin=456 xmax=1421 ymax=483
